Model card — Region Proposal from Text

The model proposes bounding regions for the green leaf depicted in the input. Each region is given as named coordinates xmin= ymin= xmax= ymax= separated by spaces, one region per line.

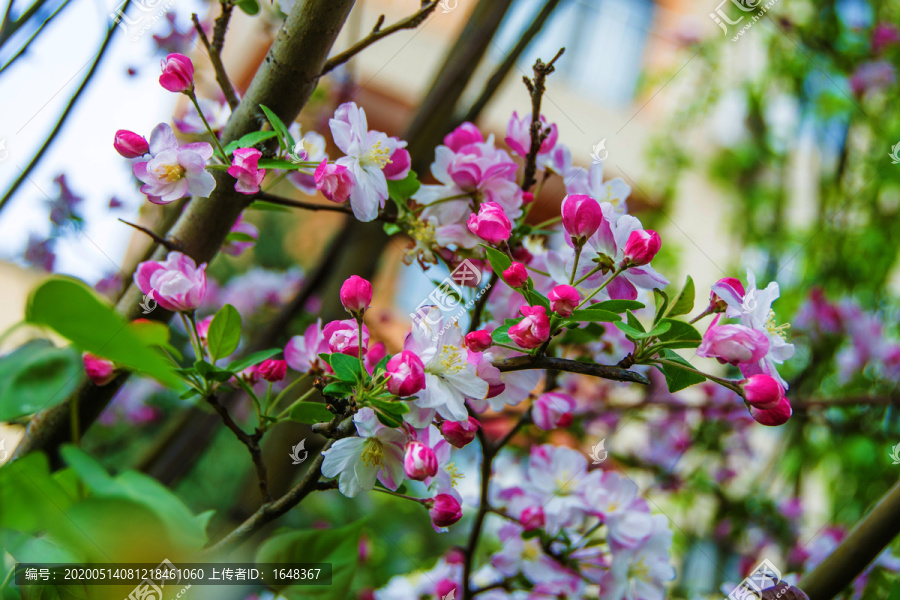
xmin=258 ymin=158 xmax=299 ymax=170
xmin=566 ymin=308 xmax=622 ymax=323
xmin=646 ymin=321 xmax=672 ymax=338
xmin=653 ymin=288 xmax=669 ymax=324
xmin=667 ymin=276 xmax=695 ymax=317
xmin=330 ymin=353 xmax=363 ymax=383
xmin=260 ymin=104 xmax=293 ymax=151
xmin=0 ymin=340 xmax=81 ymax=420
xmin=226 ymin=348 xmax=281 ymax=374
xmin=374 ymin=409 xmax=403 ymax=428
xmin=614 ymin=321 xmax=645 ymax=340
xmin=491 ymin=319 xmax=518 ymax=345
xmin=207 ymin=304 xmax=242 ymax=362
xmin=225 ymin=231 xmax=257 ymax=243
xmin=289 ymin=402 xmax=333 ymax=424
xmin=386 ymin=170 xmax=421 ymax=202
xmin=24 ymin=278 xmax=180 ymax=387
xmin=592 ymin=299 xmax=645 ymax=313
xmin=481 ymin=245 xmax=513 ymax=277
xmin=383 ymin=223 xmax=402 ymax=236
xmin=369 ymin=397 xmax=410 ymax=415
xmin=235 ymin=0 xmax=259 ymax=14
xmin=249 ymin=200 xmax=293 ymax=212
xmin=194 ymin=360 xmax=235 ymax=382
xmin=626 ymin=310 xmax=646 ymax=332
xmin=524 ymin=288 xmax=550 ymax=310
xmin=654 ymin=319 xmax=702 ymax=349
xmin=231 ymin=130 xmax=277 ymax=152
xmin=656 ymin=349 xmax=706 ymax=392
xmin=322 ymin=381 xmax=354 ymax=397
xmin=559 ymin=322 xmax=606 ymax=345
xmin=257 ymin=520 xmax=365 ymax=600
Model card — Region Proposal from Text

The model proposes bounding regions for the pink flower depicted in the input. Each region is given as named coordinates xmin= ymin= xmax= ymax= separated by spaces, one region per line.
xmin=561 ymin=194 xmax=603 ymax=241
xmin=196 ymin=315 xmax=213 ymax=346
xmin=314 ymin=160 xmax=354 ymax=203
xmin=850 ymin=60 xmax=895 ymax=95
xmin=872 ymin=23 xmax=900 ymax=54
xmin=465 ymin=330 xmax=492 ymax=352
xmin=522 ymin=191 xmax=535 ymax=205
xmin=364 ymin=342 xmax=387 ymax=375
xmin=323 ymin=319 xmax=370 ymax=356
xmin=533 ymin=392 xmax=576 ymax=430
xmin=159 ymin=53 xmax=194 ymax=93
xmin=520 ymin=506 xmax=545 ymax=531
xmin=83 ymin=353 xmax=115 ymax=386
xmin=340 ymin=275 xmax=373 ymax=316
xmin=440 ymin=417 xmax=481 ymax=448
xmin=548 ymin=285 xmax=580 ymax=317
xmin=443 ymin=122 xmax=484 ymax=152
xmin=285 ymin=320 xmax=330 ymax=373
xmin=222 ymin=215 xmax=259 ymax=256
xmin=622 ymin=229 xmax=661 ymax=267
xmin=385 ymin=351 xmax=426 ymax=396
xmin=403 ymin=441 xmax=438 ymax=480
xmin=133 ymin=124 xmax=216 ymax=204
xmin=749 ymin=395 xmax=792 ymax=426
xmin=502 ymin=262 xmax=528 ymax=288
xmin=466 ymin=201 xmax=512 ymax=244
xmin=134 ymin=251 xmax=207 ymax=312
xmin=508 ymin=305 xmax=550 ymax=349
xmin=257 ymin=359 xmax=287 ymax=382
xmin=114 ymin=130 xmax=149 ymax=158
xmin=429 ymin=493 xmax=463 ymax=527
xmin=227 ymin=148 xmax=266 ymax=194
xmin=697 ymin=315 xmax=769 ymax=366
xmin=382 ymin=145 xmax=411 ymax=180
xmin=740 ymin=374 xmax=784 ymax=408
xmin=505 ymin=111 xmax=558 ymax=157
xmin=709 ymin=277 xmax=745 ymax=313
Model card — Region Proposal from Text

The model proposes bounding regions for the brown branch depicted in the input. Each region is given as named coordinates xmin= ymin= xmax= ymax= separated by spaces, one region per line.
xmin=254 ymin=191 xmax=354 ymax=214
xmin=192 ymin=7 xmax=240 ymax=111
xmin=117 ymin=219 xmax=182 ymax=252
xmin=520 ymin=48 xmax=565 ymax=192
xmin=205 ymin=395 xmax=271 ymax=502
xmin=493 ymin=355 xmax=650 ymax=385
xmin=320 ymin=1 xmax=439 ymax=77
xmin=468 ymin=272 xmax=498 ymax=333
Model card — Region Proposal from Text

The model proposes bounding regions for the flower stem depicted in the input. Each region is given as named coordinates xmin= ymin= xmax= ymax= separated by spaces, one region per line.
xmin=651 ymin=358 xmax=741 ymax=392
xmin=569 ymin=245 xmax=582 ymax=285
xmin=532 ymin=215 xmax=561 ymax=231
xmin=275 ymin=388 xmax=318 ymax=422
xmin=188 ymin=92 xmax=228 ymax=161
xmin=372 ymin=487 xmax=426 ymax=504
xmin=268 ymin=374 xmax=310 ymax=414
xmin=575 ymin=267 xmax=624 ymax=309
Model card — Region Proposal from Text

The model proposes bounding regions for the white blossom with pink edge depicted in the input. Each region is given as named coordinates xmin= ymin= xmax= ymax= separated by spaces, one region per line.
xmin=565 ymin=160 xmax=632 ymax=216
xmin=523 ymin=444 xmax=590 ymax=533
xmin=598 ymin=515 xmax=676 ymax=600
xmin=133 ymin=123 xmax=216 ymax=204
xmin=320 ymin=407 xmax=406 ymax=497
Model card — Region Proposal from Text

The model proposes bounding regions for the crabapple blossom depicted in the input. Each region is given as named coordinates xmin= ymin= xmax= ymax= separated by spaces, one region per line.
xmin=520 ymin=505 xmax=546 ymax=531
xmin=339 ymin=275 xmax=373 ymax=316
xmin=440 ymin=417 xmax=480 ymax=448
xmin=581 ymin=471 xmax=653 ymax=548
xmin=565 ymin=161 xmax=632 ymax=215
xmin=134 ymin=251 xmax=207 ymax=312
xmin=533 ymin=392 xmax=576 ymax=430
xmin=599 ymin=515 xmax=676 ymax=600
xmin=508 ymin=305 xmax=550 ymax=349
xmin=443 ymin=121 xmax=483 ymax=151
xmin=505 ymin=111 xmax=558 ymax=158
xmin=709 ymin=277 xmax=745 ymax=314
xmin=561 ymin=193 xmax=603 ymax=241
xmin=749 ymin=395 xmax=792 ymax=426
xmin=464 ymin=330 xmax=492 ymax=352
xmin=697 ymin=315 xmax=769 ymax=366
xmin=285 ymin=320 xmax=330 ymax=373
xmin=740 ymin=374 xmax=784 ymax=408
xmin=196 ymin=315 xmax=212 ymax=346
xmin=158 ymin=53 xmax=193 ymax=93
xmin=227 ymin=148 xmax=266 ymax=194
xmin=548 ymin=284 xmax=580 ymax=317
xmin=385 ymin=351 xmax=426 ymax=396
xmin=321 ymin=408 xmax=406 ymax=497
xmin=174 ymin=97 xmax=231 ymax=134
xmin=403 ymin=441 xmax=438 ymax=481
xmin=113 ymin=130 xmax=149 ymax=158
xmin=502 ymin=262 xmax=528 ymax=288
xmin=132 ymin=123 xmax=216 ymax=204
xmin=83 ymin=353 xmax=115 ymax=386
xmin=524 ymin=445 xmax=589 ymax=532
xmin=314 ymin=160 xmax=354 ymax=203
xmin=322 ymin=319 xmax=370 ymax=356
xmin=622 ymin=229 xmax=661 ymax=267
xmin=428 ymin=492 xmax=463 ymax=528
xmin=257 ymin=359 xmax=287 ymax=382
xmin=382 ymin=144 xmax=411 ymax=180
xmin=466 ymin=201 xmax=512 ymax=244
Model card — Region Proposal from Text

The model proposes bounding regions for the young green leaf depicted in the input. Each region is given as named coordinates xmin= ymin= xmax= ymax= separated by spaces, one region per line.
xmin=0 ymin=341 xmax=81 ymax=420
xmin=481 ymin=245 xmax=513 ymax=277
xmin=653 ymin=288 xmax=669 ymax=324
xmin=207 ymin=304 xmax=242 ymax=362
xmin=330 ymin=353 xmax=364 ymax=383
xmin=656 ymin=348 xmax=706 ymax=392
xmin=386 ymin=170 xmax=421 ymax=202
xmin=592 ymin=299 xmax=645 ymax=313
xmin=654 ymin=319 xmax=702 ymax=349
xmin=667 ymin=276 xmax=695 ymax=317
xmin=227 ymin=348 xmax=282 ymax=374
xmin=259 ymin=104 xmax=292 ymax=152
xmin=289 ymin=402 xmax=334 ymax=424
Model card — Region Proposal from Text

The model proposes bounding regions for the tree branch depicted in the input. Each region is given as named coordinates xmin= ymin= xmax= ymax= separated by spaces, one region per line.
xmin=205 ymin=395 xmax=271 ymax=502
xmin=493 ymin=355 xmax=650 ymax=385
xmin=254 ymin=191 xmax=354 ymax=214
xmin=117 ymin=218 xmax=182 ymax=252
xmin=320 ymin=1 xmax=439 ymax=76
xmin=520 ymin=48 xmax=564 ymax=192
xmin=191 ymin=4 xmax=240 ymax=111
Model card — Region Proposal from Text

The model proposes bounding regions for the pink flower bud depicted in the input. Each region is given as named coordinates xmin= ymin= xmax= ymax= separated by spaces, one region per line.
xmin=340 ymin=275 xmax=373 ymax=315
xmin=445 ymin=548 xmax=465 ymax=564
xmin=532 ymin=392 xmax=576 ymax=430
xmin=159 ymin=53 xmax=194 ymax=93
xmin=709 ymin=277 xmax=745 ymax=312
xmin=466 ymin=202 xmax=512 ymax=245
xmin=520 ymin=506 xmax=545 ymax=531
xmin=257 ymin=359 xmax=287 ymax=382
xmin=502 ymin=262 xmax=528 ymax=288
xmin=622 ymin=229 xmax=661 ymax=267
xmin=383 ymin=147 xmax=411 ymax=180
xmin=403 ymin=441 xmax=438 ymax=481
xmin=134 ymin=251 xmax=207 ymax=312
xmin=113 ymin=130 xmax=149 ymax=158
xmin=429 ymin=493 xmax=463 ymax=527
xmin=435 ymin=580 xmax=458 ymax=600
xmin=548 ymin=285 xmax=580 ymax=317
xmin=83 ymin=353 xmax=115 ymax=386
xmin=508 ymin=305 xmax=550 ymax=349
xmin=443 ymin=122 xmax=484 ymax=152
xmin=323 ymin=319 xmax=370 ymax=356
xmin=196 ymin=315 xmax=213 ymax=346
xmin=441 ymin=417 xmax=480 ymax=448
xmin=740 ymin=374 xmax=784 ymax=408
xmin=697 ymin=316 xmax=769 ymax=366
xmin=522 ymin=191 xmax=535 ymax=205
xmin=227 ymin=148 xmax=266 ymax=195
xmin=749 ymin=395 xmax=792 ymax=426
xmin=465 ymin=330 xmax=492 ymax=352
xmin=561 ymin=194 xmax=603 ymax=241
xmin=314 ymin=160 xmax=354 ymax=203
xmin=386 ymin=351 xmax=426 ymax=396
xmin=512 ymin=246 xmax=533 ymax=264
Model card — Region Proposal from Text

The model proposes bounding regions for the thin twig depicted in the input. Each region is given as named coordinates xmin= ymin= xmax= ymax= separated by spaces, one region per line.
xmin=493 ymin=355 xmax=650 ymax=385
xmin=205 ymin=395 xmax=272 ymax=502
xmin=253 ymin=191 xmax=354 ymax=214
xmin=117 ymin=219 xmax=182 ymax=252
xmin=468 ymin=272 xmax=498 ymax=333
xmin=320 ymin=1 xmax=439 ymax=76
xmin=192 ymin=8 xmax=240 ymax=110
xmin=520 ymin=48 xmax=565 ymax=192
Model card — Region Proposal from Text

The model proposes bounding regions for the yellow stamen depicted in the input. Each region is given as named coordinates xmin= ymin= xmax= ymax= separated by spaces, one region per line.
xmin=362 ymin=140 xmax=392 ymax=168
xmin=159 ymin=164 xmax=186 ymax=182
xmin=438 ymin=345 xmax=466 ymax=373
xmin=361 ymin=437 xmax=384 ymax=467
xmin=765 ymin=310 xmax=791 ymax=340
xmin=445 ymin=463 xmax=465 ymax=487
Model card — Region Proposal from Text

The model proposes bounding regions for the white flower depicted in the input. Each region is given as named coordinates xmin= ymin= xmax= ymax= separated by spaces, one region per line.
xmin=599 ymin=515 xmax=676 ymax=600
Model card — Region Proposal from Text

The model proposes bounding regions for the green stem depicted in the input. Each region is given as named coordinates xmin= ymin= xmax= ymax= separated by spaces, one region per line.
xmin=275 ymin=388 xmax=319 ymax=422
xmin=576 ymin=267 xmax=624 ymax=309
xmin=180 ymin=312 xmax=204 ymax=362
xmin=261 ymin=171 xmax=290 ymax=192
xmin=651 ymin=358 xmax=740 ymax=392
xmin=372 ymin=487 xmax=426 ymax=504
xmin=269 ymin=374 xmax=310 ymax=414
xmin=569 ymin=245 xmax=582 ymax=285
xmin=412 ymin=192 xmax=473 ymax=213
xmin=0 ymin=564 xmax=14 ymax=591
xmin=188 ymin=91 xmax=228 ymax=161
xmin=532 ymin=215 xmax=561 ymax=230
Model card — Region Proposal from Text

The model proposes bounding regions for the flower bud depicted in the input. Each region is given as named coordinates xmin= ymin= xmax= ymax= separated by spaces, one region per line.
xmin=323 ymin=319 xmax=370 ymax=356
xmin=386 ymin=351 xmax=426 ymax=396
xmin=520 ymin=506 xmax=545 ymax=531
xmin=441 ymin=417 xmax=481 ymax=448
xmin=435 ymin=580 xmax=458 ymax=600
xmin=709 ymin=277 xmax=745 ymax=312
xmin=196 ymin=315 xmax=213 ymax=346
xmin=561 ymin=194 xmax=603 ymax=241
xmin=466 ymin=202 xmax=512 ymax=245
xmin=532 ymin=392 xmax=576 ymax=430
xmin=340 ymin=275 xmax=373 ymax=316
xmin=315 ymin=160 xmax=354 ymax=203
xmin=622 ymin=229 xmax=661 ymax=267
xmin=502 ymin=262 xmax=528 ymax=288
xmin=159 ymin=53 xmax=194 ymax=93
xmin=740 ymin=374 xmax=784 ymax=408
xmin=429 ymin=493 xmax=463 ymax=527
xmin=113 ymin=130 xmax=149 ymax=158
xmin=749 ymin=395 xmax=792 ymax=426
xmin=465 ymin=330 xmax=492 ymax=352
xmin=83 ymin=353 xmax=115 ymax=386
xmin=257 ymin=359 xmax=287 ymax=382
xmin=403 ymin=441 xmax=438 ymax=481
xmin=522 ymin=191 xmax=535 ymax=205
xmin=443 ymin=122 xmax=484 ymax=152
xmin=227 ymin=148 xmax=266 ymax=195
xmin=508 ymin=305 xmax=550 ymax=349
xmin=548 ymin=285 xmax=580 ymax=317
